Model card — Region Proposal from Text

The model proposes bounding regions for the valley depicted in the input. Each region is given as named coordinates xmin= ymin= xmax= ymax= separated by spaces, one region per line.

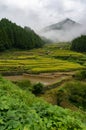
xmin=0 ymin=18 xmax=86 ymax=130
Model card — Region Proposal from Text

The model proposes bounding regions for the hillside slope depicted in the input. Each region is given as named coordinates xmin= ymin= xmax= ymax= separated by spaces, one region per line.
xmin=0 ymin=77 xmax=86 ymax=130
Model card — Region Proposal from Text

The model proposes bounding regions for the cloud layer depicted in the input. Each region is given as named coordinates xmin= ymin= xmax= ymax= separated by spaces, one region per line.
xmin=0 ymin=0 xmax=86 ymax=31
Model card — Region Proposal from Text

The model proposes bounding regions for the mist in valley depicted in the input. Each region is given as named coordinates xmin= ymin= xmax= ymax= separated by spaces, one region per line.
xmin=39 ymin=21 xmax=86 ymax=42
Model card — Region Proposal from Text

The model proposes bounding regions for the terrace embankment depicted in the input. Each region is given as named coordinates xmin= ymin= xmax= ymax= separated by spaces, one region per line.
xmin=4 ymin=71 xmax=74 ymax=85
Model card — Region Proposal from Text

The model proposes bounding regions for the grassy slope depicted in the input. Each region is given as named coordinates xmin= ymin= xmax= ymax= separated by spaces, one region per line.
xmin=40 ymin=78 xmax=86 ymax=112
xmin=0 ymin=77 xmax=86 ymax=130
xmin=57 ymin=81 xmax=86 ymax=111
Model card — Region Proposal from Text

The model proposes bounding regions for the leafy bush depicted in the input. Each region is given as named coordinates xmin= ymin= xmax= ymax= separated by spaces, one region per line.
xmin=15 ymin=80 xmax=32 ymax=91
xmin=32 ymin=82 xmax=44 ymax=94
xmin=73 ymin=70 xmax=86 ymax=80
xmin=15 ymin=80 xmax=44 ymax=95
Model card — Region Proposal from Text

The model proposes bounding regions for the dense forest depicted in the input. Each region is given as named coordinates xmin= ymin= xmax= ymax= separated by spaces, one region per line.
xmin=71 ymin=35 xmax=86 ymax=52
xmin=0 ymin=18 xmax=44 ymax=51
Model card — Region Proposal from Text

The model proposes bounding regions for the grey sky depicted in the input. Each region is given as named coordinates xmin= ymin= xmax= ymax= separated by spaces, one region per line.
xmin=0 ymin=0 xmax=86 ymax=31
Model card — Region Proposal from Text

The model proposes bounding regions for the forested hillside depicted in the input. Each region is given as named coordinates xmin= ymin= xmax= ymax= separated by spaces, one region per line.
xmin=0 ymin=18 xmax=44 ymax=51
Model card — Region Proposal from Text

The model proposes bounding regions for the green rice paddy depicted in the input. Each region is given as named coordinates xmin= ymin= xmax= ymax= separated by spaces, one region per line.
xmin=0 ymin=44 xmax=86 ymax=74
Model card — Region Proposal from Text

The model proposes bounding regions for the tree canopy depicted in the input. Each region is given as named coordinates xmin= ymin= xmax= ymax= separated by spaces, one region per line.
xmin=0 ymin=18 xmax=44 ymax=51
xmin=71 ymin=35 xmax=86 ymax=52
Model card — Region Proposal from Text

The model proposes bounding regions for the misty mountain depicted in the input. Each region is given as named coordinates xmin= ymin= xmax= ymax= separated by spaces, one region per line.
xmin=40 ymin=18 xmax=85 ymax=42
xmin=42 ymin=18 xmax=80 ymax=32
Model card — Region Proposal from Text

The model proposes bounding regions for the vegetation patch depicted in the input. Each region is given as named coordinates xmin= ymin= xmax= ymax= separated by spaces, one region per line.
xmin=15 ymin=80 xmax=44 ymax=95
xmin=0 ymin=53 xmax=84 ymax=74
xmin=0 ymin=77 xmax=86 ymax=130
xmin=71 ymin=35 xmax=86 ymax=52
xmin=0 ymin=44 xmax=86 ymax=74
xmin=73 ymin=70 xmax=86 ymax=80
xmin=57 ymin=81 xmax=86 ymax=111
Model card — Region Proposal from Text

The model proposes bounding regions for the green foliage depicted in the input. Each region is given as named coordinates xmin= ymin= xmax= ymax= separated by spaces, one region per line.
xmin=15 ymin=80 xmax=44 ymax=94
xmin=71 ymin=35 xmax=86 ymax=52
xmin=0 ymin=77 xmax=86 ymax=130
xmin=32 ymin=82 xmax=44 ymax=94
xmin=15 ymin=80 xmax=32 ymax=91
xmin=57 ymin=81 xmax=86 ymax=110
xmin=73 ymin=70 xmax=86 ymax=80
xmin=0 ymin=51 xmax=84 ymax=75
xmin=0 ymin=18 xmax=44 ymax=51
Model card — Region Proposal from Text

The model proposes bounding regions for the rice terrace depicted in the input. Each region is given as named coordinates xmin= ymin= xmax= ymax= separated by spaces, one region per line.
xmin=0 ymin=44 xmax=85 ymax=84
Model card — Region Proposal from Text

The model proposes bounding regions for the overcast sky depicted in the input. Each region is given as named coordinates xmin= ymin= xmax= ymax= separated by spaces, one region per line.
xmin=0 ymin=0 xmax=86 ymax=31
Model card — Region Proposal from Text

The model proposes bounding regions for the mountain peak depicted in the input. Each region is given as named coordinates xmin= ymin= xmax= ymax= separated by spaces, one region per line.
xmin=42 ymin=18 xmax=80 ymax=32
xmin=40 ymin=18 xmax=82 ymax=42
xmin=65 ymin=18 xmax=72 ymax=21
xmin=62 ymin=18 xmax=77 ymax=24
xmin=56 ymin=18 xmax=78 ymax=27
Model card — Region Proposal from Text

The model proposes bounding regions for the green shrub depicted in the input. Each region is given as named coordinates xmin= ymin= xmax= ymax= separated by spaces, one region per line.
xmin=16 ymin=81 xmax=44 ymax=94
xmin=15 ymin=80 xmax=32 ymax=91
xmin=32 ymin=82 xmax=44 ymax=94
xmin=73 ymin=70 xmax=86 ymax=80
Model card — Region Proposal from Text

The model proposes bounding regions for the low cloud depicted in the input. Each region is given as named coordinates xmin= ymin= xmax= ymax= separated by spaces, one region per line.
xmin=40 ymin=22 xmax=86 ymax=42
xmin=0 ymin=0 xmax=86 ymax=32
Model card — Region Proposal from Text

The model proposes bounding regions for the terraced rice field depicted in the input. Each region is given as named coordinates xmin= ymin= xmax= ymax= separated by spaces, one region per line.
xmin=0 ymin=44 xmax=86 ymax=75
